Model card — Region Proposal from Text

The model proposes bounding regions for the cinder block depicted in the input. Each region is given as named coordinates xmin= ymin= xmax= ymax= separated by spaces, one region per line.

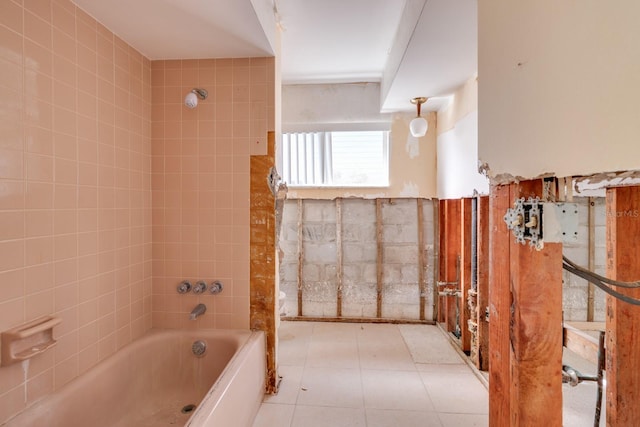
xmin=342 ymin=200 xmax=375 ymax=223
xmin=381 ymin=199 xmax=417 ymax=225
xmin=279 ymin=262 xmax=299 ymax=281
xmin=384 ymin=245 xmax=418 ymax=264
xmin=304 ymin=242 xmax=337 ymax=263
xmin=303 ymin=200 xmax=336 ymax=222
xmin=301 ymin=264 xmax=320 ymax=281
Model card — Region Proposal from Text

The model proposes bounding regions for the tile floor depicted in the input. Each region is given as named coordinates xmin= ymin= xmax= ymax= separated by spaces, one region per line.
xmin=252 ymin=322 xmax=489 ymax=427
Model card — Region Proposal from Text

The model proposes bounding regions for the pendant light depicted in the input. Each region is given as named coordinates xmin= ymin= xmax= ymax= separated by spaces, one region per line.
xmin=409 ymin=97 xmax=428 ymax=137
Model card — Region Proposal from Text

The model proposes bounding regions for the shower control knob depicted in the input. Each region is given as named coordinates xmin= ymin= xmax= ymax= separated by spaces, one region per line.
xmin=193 ymin=281 xmax=207 ymax=294
xmin=209 ymin=281 xmax=223 ymax=294
xmin=177 ymin=280 xmax=192 ymax=294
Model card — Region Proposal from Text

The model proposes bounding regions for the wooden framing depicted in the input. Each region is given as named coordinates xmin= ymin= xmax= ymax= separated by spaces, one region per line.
xmin=476 ymin=196 xmax=490 ymax=370
xmin=445 ymin=200 xmax=461 ymax=335
xmin=509 ymin=182 xmax=563 ymax=425
xmin=460 ymin=198 xmax=473 ymax=352
xmin=605 ymin=185 xmax=640 ymax=426
xmin=489 ymin=180 xmax=564 ymax=426
xmin=249 ymin=131 xmax=278 ymax=393
xmin=281 ymin=316 xmax=435 ymax=325
xmin=488 ymin=184 xmax=512 ymax=425
xmin=297 ymin=199 xmax=304 ymax=317
xmin=438 ymin=199 xmax=447 ymax=323
xmin=336 ymin=198 xmax=343 ymax=317
xmin=376 ymin=199 xmax=384 ymax=318
xmin=587 ymin=197 xmax=596 ymax=322
xmin=432 ymin=201 xmax=440 ymax=322
xmin=417 ymin=199 xmax=426 ymax=320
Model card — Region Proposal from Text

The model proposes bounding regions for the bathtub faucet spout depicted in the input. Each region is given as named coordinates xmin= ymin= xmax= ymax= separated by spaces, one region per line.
xmin=189 ymin=303 xmax=206 ymax=320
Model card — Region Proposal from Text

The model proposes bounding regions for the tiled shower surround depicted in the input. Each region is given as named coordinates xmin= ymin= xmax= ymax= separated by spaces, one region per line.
xmin=0 ymin=0 xmax=275 ymax=423
xmin=150 ymin=58 xmax=275 ymax=329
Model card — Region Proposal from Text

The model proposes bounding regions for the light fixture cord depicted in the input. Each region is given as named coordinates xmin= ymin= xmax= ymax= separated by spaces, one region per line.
xmin=416 ymin=101 xmax=422 ymax=118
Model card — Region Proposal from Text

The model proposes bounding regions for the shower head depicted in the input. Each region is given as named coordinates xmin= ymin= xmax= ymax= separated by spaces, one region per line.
xmin=184 ymin=88 xmax=208 ymax=109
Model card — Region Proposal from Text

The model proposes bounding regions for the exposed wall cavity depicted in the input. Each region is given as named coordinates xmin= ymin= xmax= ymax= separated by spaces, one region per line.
xmin=279 ymin=198 xmax=435 ymax=320
xmin=561 ymin=197 xmax=606 ymax=321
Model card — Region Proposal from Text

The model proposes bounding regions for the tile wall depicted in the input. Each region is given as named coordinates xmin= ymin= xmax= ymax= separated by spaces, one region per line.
xmin=151 ymin=58 xmax=275 ymax=329
xmin=0 ymin=0 xmax=152 ymax=423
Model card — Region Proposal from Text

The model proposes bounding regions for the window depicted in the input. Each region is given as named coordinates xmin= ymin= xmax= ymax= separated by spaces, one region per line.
xmin=281 ymin=130 xmax=389 ymax=187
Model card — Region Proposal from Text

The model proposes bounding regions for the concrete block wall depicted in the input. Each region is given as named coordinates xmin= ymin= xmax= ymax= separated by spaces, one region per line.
xmin=341 ymin=199 xmax=378 ymax=318
xmin=279 ymin=198 xmax=435 ymax=320
xmin=561 ymin=197 xmax=606 ymax=321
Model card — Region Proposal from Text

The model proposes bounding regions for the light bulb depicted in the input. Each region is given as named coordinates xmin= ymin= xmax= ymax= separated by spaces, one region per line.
xmin=410 ymin=117 xmax=428 ymax=137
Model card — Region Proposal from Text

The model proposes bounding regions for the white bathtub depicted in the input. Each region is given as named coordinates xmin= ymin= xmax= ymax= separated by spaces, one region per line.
xmin=3 ymin=329 xmax=266 ymax=427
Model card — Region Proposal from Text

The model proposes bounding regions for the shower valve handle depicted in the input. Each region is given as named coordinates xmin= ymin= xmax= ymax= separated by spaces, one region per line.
xmin=210 ymin=281 xmax=223 ymax=294
xmin=193 ymin=281 xmax=207 ymax=294
xmin=177 ymin=280 xmax=192 ymax=294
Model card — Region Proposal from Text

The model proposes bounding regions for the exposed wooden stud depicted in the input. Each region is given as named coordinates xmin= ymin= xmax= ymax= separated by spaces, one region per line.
xmin=477 ymin=196 xmax=490 ymax=371
xmin=438 ymin=199 xmax=446 ymax=323
xmin=336 ymin=198 xmax=343 ymax=317
xmin=488 ymin=184 xmax=512 ymax=426
xmin=249 ymin=131 xmax=278 ymax=394
xmin=587 ymin=197 xmax=595 ymax=322
xmin=557 ymin=177 xmax=566 ymax=202
xmin=563 ymin=324 xmax=600 ymax=365
xmin=297 ymin=199 xmax=304 ymax=317
xmin=460 ymin=198 xmax=472 ymax=352
xmin=445 ymin=200 xmax=461 ymax=334
xmin=432 ymin=200 xmax=440 ymax=322
xmin=417 ymin=198 xmax=426 ymax=320
xmin=509 ymin=180 xmax=563 ymax=425
xmin=606 ymin=185 xmax=640 ymax=426
xmin=566 ymin=176 xmax=574 ymax=202
xmin=376 ymin=198 xmax=383 ymax=318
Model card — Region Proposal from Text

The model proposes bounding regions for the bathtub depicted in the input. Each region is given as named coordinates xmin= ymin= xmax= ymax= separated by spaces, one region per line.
xmin=3 ymin=329 xmax=266 ymax=427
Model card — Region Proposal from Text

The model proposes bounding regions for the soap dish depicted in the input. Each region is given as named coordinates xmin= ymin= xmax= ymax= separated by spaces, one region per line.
xmin=1 ymin=316 xmax=62 ymax=367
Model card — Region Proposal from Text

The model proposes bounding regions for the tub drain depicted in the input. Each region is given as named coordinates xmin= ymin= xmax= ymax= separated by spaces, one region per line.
xmin=181 ymin=404 xmax=196 ymax=414
xmin=192 ymin=340 xmax=207 ymax=356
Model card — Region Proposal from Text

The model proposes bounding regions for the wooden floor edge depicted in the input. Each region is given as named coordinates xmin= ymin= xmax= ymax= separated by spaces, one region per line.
xmin=280 ymin=316 xmax=436 ymax=325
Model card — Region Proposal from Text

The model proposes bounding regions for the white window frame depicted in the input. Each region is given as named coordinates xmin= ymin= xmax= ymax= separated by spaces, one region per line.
xmin=281 ymin=129 xmax=390 ymax=188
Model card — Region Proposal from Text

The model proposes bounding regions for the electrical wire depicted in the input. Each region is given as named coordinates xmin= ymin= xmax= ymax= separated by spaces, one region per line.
xmin=562 ymin=256 xmax=640 ymax=306
xmin=563 ymin=256 xmax=640 ymax=288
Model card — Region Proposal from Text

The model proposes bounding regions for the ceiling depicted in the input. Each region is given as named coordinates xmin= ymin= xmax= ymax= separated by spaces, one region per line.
xmin=72 ymin=0 xmax=477 ymax=113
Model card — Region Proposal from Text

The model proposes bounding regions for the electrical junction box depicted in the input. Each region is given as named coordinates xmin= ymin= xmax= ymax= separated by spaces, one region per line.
xmin=542 ymin=202 xmax=579 ymax=244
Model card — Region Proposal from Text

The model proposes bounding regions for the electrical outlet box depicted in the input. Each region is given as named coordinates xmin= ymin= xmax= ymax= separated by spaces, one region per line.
xmin=542 ymin=202 xmax=579 ymax=243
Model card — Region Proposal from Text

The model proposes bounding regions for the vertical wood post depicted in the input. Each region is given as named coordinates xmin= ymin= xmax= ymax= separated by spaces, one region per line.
xmin=606 ymin=186 xmax=640 ymax=426
xmin=445 ymin=200 xmax=461 ymax=334
xmin=488 ymin=180 xmax=563 ymax=426
xmin=336 ymin=198 xmax=343 ymax=317
xmin=477 ymin=196 xmax=490 ymax=370
xmin=438 ymin=199 xmax=447 ymax=323
xmin=376 ymin=199 xmax=383 ymax=318
xmin=297 ymin=199 xmax=304 ymax=317
xmin=433 ymin=200 xmax=440 ymax=322
xmin=460 ymin=198 xmax=473 ymax=352
xmin=488 ymin=184 xmax=512 ymax=426
xmin=587 ymin=197 xmax=595 ymax=322
xmin=249 ymin=131 xmax=278 ymax=393
xmin=509 ymin=182 xmax=563 ymax=426
xmin=417 ymin=199 xmax=426 ymax=320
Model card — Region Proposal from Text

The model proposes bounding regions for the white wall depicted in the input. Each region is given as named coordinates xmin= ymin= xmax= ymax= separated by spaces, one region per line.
xmin=283 ymin=83 xmax=391 ymax=132
xmin=436 ymin=78 xmax=489 ymax=199
xmin=479 ymin=1 xmax=640 ymax=180
xmin=437 ymin=111 xmax=489 ymax=199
